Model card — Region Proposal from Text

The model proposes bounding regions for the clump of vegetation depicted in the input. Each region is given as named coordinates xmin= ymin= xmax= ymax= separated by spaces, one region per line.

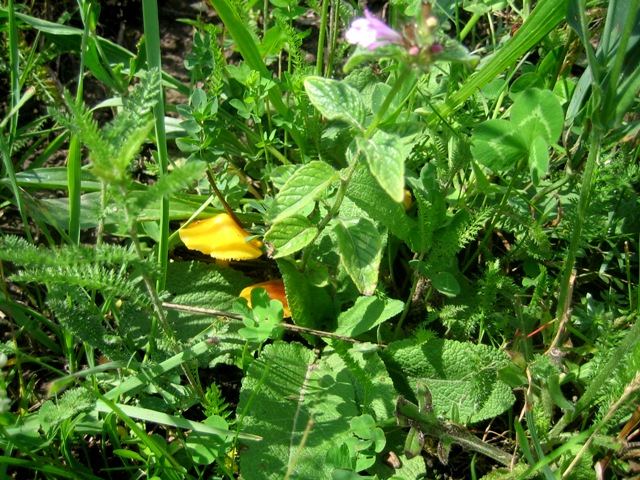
xmin=0 ymin=0 xmax=638 ymax=478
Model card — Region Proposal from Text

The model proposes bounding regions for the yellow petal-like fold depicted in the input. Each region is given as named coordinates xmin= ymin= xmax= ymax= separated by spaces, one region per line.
xmin=239 ymin=279 xmax=291 ymax=318
xmin=179 ymin=213 xmax=263 ymax=260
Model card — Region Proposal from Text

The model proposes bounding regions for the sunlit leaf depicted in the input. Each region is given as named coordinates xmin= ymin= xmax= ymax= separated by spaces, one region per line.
xmin=304 ymin=76 xmax=366 ymax=129
xmin=356 ymin=130 xmax=405 ymax=203
xmin=265 ymin=215 xmax=318 ymax=258
xmin=269 ymin=161 xmax=338 ymax=222
xmin=511 ymin=88 xmax=563 ymax=145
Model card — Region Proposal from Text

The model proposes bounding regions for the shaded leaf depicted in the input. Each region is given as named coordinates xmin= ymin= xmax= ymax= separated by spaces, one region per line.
xmin=471 ymin=119 xmax=528 ymax=171
xmin=334 ymin=218 xmax=382 ymax=296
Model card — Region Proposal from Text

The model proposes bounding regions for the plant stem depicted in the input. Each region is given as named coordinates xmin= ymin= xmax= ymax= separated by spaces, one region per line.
xmin=459 ymin=13 xmax=480 ymax=41
xmin=364 ymin=63 xmax=412 ymax=138
xmin=3 ymin=0 xmax=33 ymax=243
xmin=67 ymin=0 xmax=92 ymax=245
xmin=551 ymin=129 xmax=601 ymax=347
xmin=549 ymin=311 xmax=640 ymax=436
xmin=142 ymin=0 xmax=170 ymax=291
xmin=395 ymin=396 xmax=515 ymax=466
xmin=316 ymin=0 xmax=331 ymax=76
xmin=393 ymin=257 xmax=423 ymax=338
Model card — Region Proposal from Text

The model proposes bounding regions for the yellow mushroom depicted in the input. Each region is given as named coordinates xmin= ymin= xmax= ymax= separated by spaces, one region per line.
xmin=179 ymin=213 xmax=263 ymax=260
xmin=403 ymin=189 xmax=412 ymax=211
xmin=239 ymin=279 xmax=291 ymax=318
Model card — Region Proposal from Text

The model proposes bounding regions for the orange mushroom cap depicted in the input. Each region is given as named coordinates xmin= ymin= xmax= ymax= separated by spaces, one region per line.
xmin=179 ymin=213 xmax=263 ymax=260
xmin=239 ymin=279 xmax=290 ymax=318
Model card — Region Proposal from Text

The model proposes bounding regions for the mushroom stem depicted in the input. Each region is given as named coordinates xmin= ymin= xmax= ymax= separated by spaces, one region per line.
xmin=206 ymin=165 xmax=245 ymax=228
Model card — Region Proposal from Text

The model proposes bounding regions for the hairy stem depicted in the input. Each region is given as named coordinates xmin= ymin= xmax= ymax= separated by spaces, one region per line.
xmin=396 ymin=396 xmax=515 ymax=466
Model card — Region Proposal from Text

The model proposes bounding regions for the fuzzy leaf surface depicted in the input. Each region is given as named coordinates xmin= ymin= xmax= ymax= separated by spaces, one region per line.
xmin=238 ymin=342 xmax=360 ymax=479
xmin=334 ymin=218 xmax=382 ymax=296
xmin=345 ymin=163 xmax=419 ymax=251
xmin=304 ymin=76 xmax=366 ymax=129
xmin=335 ymin=296 xmax=404 ymax=338
xmin=269 ymin=161 xmax=338 ymax=222
xmin=265 ymin=215 xmax=318 ymax=258
xmin=165 ymin=261 xmax=253 ymax=341
xmin=380 ymin=338 xmax=515 ymax=423
xmin=356 ymin=131 xmax=405 ymax=203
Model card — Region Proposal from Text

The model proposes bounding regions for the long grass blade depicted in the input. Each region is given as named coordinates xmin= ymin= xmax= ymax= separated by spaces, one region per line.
xmin=142 ymin=0 xmax=170 ymax=291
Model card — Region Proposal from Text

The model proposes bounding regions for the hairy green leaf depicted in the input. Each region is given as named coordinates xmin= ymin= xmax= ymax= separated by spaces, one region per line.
xmin=265 ymin=215 xmax=318 ymax=258
xmin=345 ymin=163 xmax=419 ymax=251
xmin=269 ymin=161 xmax=338 ymax=222
xmin=238 ymin=342 xmax=360 ymax=479
xmin=356 ymin=131 xmax=405 ymax=203
xmin=334 ymin=218 xmax=382 ymax=296
xmin=380 ymin=338 xmax=515 ymax=423
xmin=333 ymin=342 xmax=397 ymax=421
xmin=304 ymin=77 xmax=366 ymax=129
xmin=335 ymin=296 xmax=404 ymax=338
xmin=39 ymin=388 xmax=94 ymax=433
xmin=165 ymin=261 xmax=253 ymax=341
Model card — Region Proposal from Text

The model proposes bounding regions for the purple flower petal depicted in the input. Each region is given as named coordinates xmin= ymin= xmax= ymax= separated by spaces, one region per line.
xmin=346 ymin=10 xmax=403 ymax=50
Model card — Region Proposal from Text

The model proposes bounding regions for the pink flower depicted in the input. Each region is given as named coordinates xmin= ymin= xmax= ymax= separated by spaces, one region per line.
xmin=345 ymin=10 xmax=403 ymax=50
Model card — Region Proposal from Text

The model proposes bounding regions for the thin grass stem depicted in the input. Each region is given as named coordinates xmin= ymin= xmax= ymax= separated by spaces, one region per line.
xmin=141 ymin=0 xmax=170 ymax=291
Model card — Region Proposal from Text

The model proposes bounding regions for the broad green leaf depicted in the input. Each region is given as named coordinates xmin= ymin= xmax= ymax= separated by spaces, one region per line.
xmin=335 ymin=296 xmax=404 ymax=338
xmin=529 ymin=135 xmax=550 ymax=186
xmin=277 ymin=259 xmax=314 ymax=328
xmin=184 ymin=416 xmax=230 ymax=465
xmin=238 ymin=342 xmax=360 ymax=479
xmin=511 ymin=88 xmax=563 ymax=145
xmin=356 ymin=131 xmax=405 ymax=203
xmin=265 ymin=215 xmax=318 ymax=258
xmin=345 ymin=348 xmax=397 ymax=421
xmin=345 ymin=163 xmax=419 ymax=251
xmin=431 ymin=271 xmax=461 ymax=297
xmin=269 ymin=161 xmax=338 ymax=222
xmin=380 ymin=338 xmax=515 ymax=423
xmin=334 ymin=218 xmax=382 ymax=296
xmin=304 ymin=76 xmax=366 ymax=129
xmin=471 ymin=119 xmax=528 ymax=171
xmin=165 ymin=261 xmax=252 ymax=341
